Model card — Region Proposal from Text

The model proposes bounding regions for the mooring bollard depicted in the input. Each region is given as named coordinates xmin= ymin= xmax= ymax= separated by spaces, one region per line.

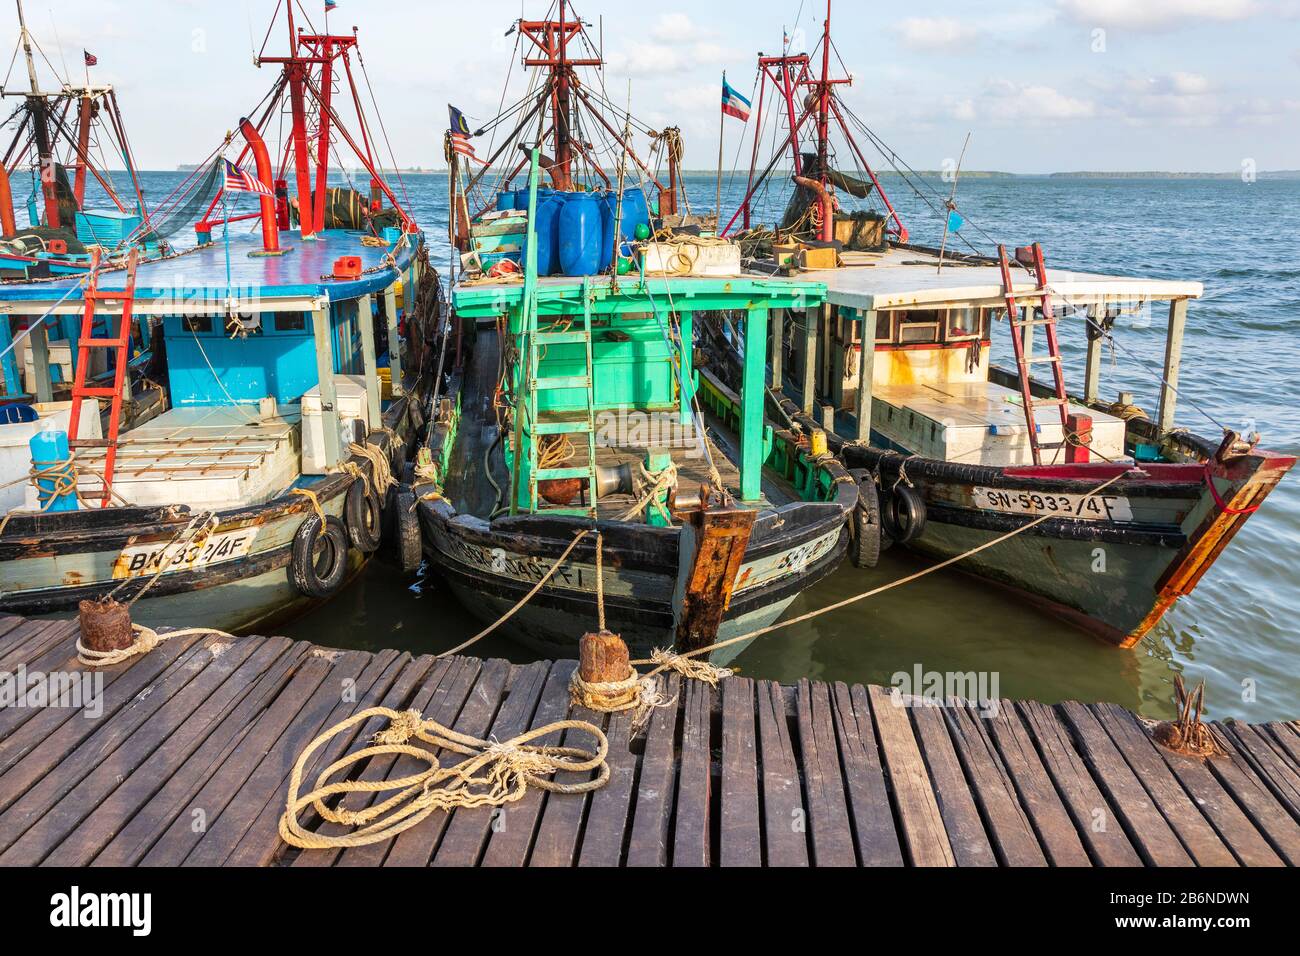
xmin=578 ymin=629 xmax=631 ymax=685
xmin=78 ymin=599 xmax=136 ymax=654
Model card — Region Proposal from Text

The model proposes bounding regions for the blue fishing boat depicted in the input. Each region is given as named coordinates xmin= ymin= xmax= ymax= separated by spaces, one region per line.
xmin=0 ymin=4 xmax=439 ymax=634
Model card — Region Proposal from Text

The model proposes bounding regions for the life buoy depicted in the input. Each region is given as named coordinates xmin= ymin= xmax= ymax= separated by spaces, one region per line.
xmin=848 ymin=470 xmax=887 ymax=569
xmin=290 ymin=514 xmax=350 ymax=599
xmin=345 ymin=478 xmax=383 ymax=554
xmin=882 ymin=484 xmax=927 ymax=545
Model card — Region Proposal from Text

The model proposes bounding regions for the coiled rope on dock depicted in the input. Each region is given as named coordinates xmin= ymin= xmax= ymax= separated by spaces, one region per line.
xmin=278 ymin=706 xmax=609 ymax=851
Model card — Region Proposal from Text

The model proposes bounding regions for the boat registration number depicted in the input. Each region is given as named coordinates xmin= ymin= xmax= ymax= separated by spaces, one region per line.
xmin=972 ymin=488 xmax=1133 ymax=523
xmin=112 ymin=528 xmax=261 ymax=580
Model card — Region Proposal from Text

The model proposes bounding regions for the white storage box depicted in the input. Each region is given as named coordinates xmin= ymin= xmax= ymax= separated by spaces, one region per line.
xmin=641 ymin=240 xmax=742 ymax=278
xmin=301 ymin=375 xmax=371 ymax=475
xmin=1 ymin=401 xmax=102 ymax=514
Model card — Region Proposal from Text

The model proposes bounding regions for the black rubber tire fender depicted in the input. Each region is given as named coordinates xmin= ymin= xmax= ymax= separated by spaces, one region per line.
xmin=393 ymin=486 xmax=423 ymax=575
xmin=345 ymin=477 xmax=383 ymax=554
xmin=290 ymin=514 xmax=350 ymax=599
xmin=882 ymin=483 xmax=927 ymax=545
xmin=848 ymin=471 xmax=885 ymax=569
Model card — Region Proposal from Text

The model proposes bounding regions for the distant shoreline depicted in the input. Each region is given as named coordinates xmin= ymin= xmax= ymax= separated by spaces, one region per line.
xmin=166 ymin=166 xmax=1300 ymax=181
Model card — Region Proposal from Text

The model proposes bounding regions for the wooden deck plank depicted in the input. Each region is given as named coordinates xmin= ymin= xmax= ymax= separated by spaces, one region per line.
xmin=909 ymin=703 xmax=996 ymax=867
xmin=868 ymin=685 xmax=955 ymax=867
xmin=0 ymin=635 xmax=263 ymax=863
xmin=479 ymin=661 xmax=576 ymax=867
xmin=942 ymin=701 xmax=1047 ymax=867
xmin=433 ymin=661 xmax=551 ymax=867
xmin=0 ymin=619 xmax=75 ymax=672
xmin=178 ymin=649 xmax=384 ymax=867
xmin=78 ymin=643 xmax=311 ymax=868
xmin=128 ymin=650 xmax=337 ymax=866
xmin=222 ymin=651 xmax=413 ymax=868
xmin=795 ymin=680 xmax=856 ymax=867
xmin=377 ymin=658 xmax=512 ymax=867
xmin=334 ymin=656 xmax=484 ymax=867
xmin=38 ymin=638 xmax=296 ymax=868
xmin=832 ymin=684 xmax=903 ymax=867
xmin=575 ymin=709 xmax=638 ymax=868
xmin=530 ymin=702 xmax=611 ymax=869
xmin=1263 ymin=723 xmax=1300 ymax=769
xmin=983 ymin=699 xmax=1091 ymax=867
xmin=0 ymin=614 xmax=27 ymax=641
xmin=624 ymin=674 xmax=683 ymax=868
xmin=1056 ymin=701 xmax=1193 ymax=867
xmin=1218 ymin=722 xmax=1300 ymax=823
xmin=1202 ymin=727 xmax=1300 ymax=865
xmin=718 ymin=678 xmax=761 ymax=868
xmin=756 ymin=679 xmax=809 ymax=867
xmin=294 ymin=656 xmax=456 ymax=868
xmin=1015 ymin=700 xmax=1141 ymax=867
xmin=1087 ymin=703 xmax=1236 ymax=867
xmin=0 ymin=633 xmax=207 ymax=804
xmin=669 ymin=679 xmax=713 ymax=868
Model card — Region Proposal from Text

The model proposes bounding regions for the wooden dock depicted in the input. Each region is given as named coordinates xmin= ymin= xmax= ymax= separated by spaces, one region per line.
xmin=0 ymin=612 xmax=1297 ymax=867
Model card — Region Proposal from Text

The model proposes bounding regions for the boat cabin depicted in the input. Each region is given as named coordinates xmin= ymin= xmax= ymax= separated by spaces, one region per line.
xmin=780 ymin=246 xmax=1204 ymax=468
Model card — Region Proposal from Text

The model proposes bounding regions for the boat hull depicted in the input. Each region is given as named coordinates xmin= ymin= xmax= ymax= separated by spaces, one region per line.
xmin=418 ymin=497 xmax=849 ymax=663
xmin=840 ymin=441 xmax=1295 ymax=647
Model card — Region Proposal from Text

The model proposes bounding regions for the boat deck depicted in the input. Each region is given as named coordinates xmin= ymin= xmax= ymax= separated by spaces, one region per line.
xmin=1 ymin=612 xmax=1296 ymax=868
xmin=0 ymin=231 xmax=415 ymax=313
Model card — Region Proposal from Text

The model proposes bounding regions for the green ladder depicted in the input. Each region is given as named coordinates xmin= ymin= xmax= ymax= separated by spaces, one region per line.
xmin=526 ymin=277 xmax=600 ymax=517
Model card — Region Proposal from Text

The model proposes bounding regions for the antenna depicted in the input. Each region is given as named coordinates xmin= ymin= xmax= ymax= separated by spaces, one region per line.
xmin=937 ymin=131 xmax=971 ymax=274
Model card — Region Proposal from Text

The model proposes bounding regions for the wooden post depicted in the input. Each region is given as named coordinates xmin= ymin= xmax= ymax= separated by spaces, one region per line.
xmin=579 ymin=630 xmax=631 ymax=684
xmin=740 ymin=304 xmax=769 ymax=502
xmin=770 ymin=307 xmax=784 ymax=391
xmin=29 ymin=319 xmax=53 ymax=404
xmin=801 ymin=306 xmax=817 ymax=415
xmin=0 ymin=315 xmax=20 ymax=396
xmin=311 ymin=301 xmax=342 ymax=471
xmin=1158 ymin=299 xmax=1188 ymax=436
xmin=78 ymin=599 xmax=134 ymax=653
xmin=1084 ymin=304 xmax=1103 ymax=405
xmin=357 ymin=293 xmax=382 ymax=429
xmin=856 ymin=309 xmax=876 ymax=442
xmin=678 ymin=310 xmax=694 ymax=426
xmin=384 ymin=284 xmax=404 ymax=399
xmin=1021 ymin=304 xmax=1035 ymax=359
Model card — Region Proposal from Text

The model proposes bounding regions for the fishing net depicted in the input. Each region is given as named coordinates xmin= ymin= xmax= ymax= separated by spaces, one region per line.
xmin=293 ymin=186 xmax=402 ymax=233
xmin=138 ymin=158 xmax=224 ymax=246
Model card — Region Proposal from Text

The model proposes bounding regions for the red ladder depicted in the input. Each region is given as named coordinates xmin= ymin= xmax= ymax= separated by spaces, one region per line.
xmin=997 ymin=242 xmax=1071 ymax=466
xmin=67 ymin=248 xmax=142 ymax=507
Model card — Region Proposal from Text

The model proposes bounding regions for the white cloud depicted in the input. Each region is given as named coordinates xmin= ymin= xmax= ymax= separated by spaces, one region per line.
xmin=651 ymin=13 xmax=697 ymax=43
xmin=893 ymin=17 xmax=982 ymax=52
xmin=1058 ymin=0 xmax=1263 ymax=31
xmin=949 ymin=79 xmax=1097 ymax=124
xmin=605 ymin=14 xmax=742 ymax=78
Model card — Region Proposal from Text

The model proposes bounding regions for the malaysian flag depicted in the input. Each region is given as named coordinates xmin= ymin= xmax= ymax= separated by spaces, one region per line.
xmin=448 ymin=105 xmax=482 ymax=162
xmin=84 ymin=50 xmax=98 ymax=67
xmin=223 ymin=159 xmax=275 ymax=198
xmin=721 ymin=75 xmax=751 ymax=122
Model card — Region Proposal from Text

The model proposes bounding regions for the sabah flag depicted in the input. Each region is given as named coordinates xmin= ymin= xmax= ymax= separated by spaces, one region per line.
xmin=721 ymin=76 xmax=751 ymax=122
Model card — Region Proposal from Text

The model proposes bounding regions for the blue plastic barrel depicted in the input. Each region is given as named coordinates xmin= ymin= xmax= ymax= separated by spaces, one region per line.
xmin=29 ymin=428 xmax=78 ymax=512
xmin=596 ymin=193 xmax=616 ymax=271
xmin=497 ymin=191 xmax=518 ymax=212
xmin=525 ymin=193 xmax=563 ymax=276
xmin=557 ymin=193 xmax=603 ymax=277
xmin=618 ymin=189 xmax=651 ymax=242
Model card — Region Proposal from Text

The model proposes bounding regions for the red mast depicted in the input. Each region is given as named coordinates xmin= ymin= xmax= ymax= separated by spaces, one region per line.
xmin=519 ymin=1 xmax=599 ymax=192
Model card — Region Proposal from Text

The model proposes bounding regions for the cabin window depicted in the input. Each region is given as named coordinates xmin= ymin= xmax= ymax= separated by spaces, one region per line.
xmin=946 ymin=308 xmax=980 ymax=342
xmin=182 ymin=316 xmax=213 ymax=334
xmin=274 ymin=312 xmax=307 ymax=332
xmin=899 ymin=320 xmax=941 ymax=345
xmin=875 ymin=313 xmax=892 ymax=343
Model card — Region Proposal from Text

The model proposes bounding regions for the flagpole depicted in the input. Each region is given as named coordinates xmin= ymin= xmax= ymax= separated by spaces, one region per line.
xmin=716 ymin=75 xmax=725 ymax=232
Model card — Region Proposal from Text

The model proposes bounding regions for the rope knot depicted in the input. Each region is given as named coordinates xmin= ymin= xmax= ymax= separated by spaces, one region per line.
xmin=648 ymin=648 xmax=736 ymax=688
xmin=373 ymin=709 xmax=424 ymax=746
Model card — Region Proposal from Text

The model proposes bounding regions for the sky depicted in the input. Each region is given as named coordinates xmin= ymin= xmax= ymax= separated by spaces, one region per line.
xmin=0 ymin=0 xmax=1296 ymax=174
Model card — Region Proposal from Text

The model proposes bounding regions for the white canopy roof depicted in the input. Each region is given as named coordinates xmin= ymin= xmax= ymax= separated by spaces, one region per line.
xmin=800 ymin=247 xmax=1204 ymax=312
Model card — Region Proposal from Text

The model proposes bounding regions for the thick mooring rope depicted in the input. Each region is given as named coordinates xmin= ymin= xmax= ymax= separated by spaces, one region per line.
xmin=76 ymin=624 xmax=237 ymax=668
xmin=278 ymin=707 xmax=609 ymax=851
